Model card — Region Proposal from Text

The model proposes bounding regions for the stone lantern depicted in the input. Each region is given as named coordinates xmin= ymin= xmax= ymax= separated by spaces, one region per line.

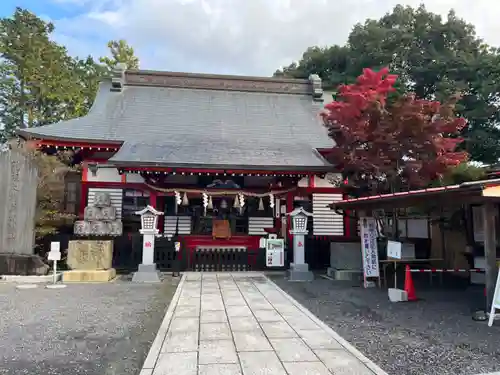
xmin=287 ymin=207 xmax=314 ymax=281
xmin=132 ymin=205 xmax=164 ymax=282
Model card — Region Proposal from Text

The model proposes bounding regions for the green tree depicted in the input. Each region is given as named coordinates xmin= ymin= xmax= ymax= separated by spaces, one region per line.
xmin=99 ymin=39 xmax=140 ymax=71
xmin=276 ymin=5 xmax=500 ymax=164
xmin=0 ymin=8 xmax=85 ymax=140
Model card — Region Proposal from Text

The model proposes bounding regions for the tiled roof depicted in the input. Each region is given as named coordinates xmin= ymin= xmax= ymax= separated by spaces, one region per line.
xmin=108 ymin=139 xmax=331 ymax=170
xmin=18 ymin=69 xmax=333 ymax=168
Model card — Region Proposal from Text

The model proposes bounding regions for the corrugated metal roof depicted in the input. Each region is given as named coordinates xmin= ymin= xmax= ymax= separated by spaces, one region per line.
xmin=329 ymin=178 xmax=500 ymax=210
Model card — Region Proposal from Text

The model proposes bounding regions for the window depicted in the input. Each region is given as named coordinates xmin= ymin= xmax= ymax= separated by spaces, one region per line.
xmin=63 ymin=172 xmax=81 ymax=215
xmin=122 ymin=189 xmax=150 ymax=232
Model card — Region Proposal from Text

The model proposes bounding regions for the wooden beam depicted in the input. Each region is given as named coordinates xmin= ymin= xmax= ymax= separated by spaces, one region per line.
xmin=482 ymin=203 xmax=498 ymax=312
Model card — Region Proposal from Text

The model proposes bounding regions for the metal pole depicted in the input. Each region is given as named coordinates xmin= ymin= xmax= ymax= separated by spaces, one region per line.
xmin=394 ymin=260 xmax=397 ymax=288
xmin=53 ymin=260 xmax=57 ymax=285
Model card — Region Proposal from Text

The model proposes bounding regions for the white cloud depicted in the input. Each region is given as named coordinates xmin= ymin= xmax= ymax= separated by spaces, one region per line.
xmin=50 ymin=0 xmax=500 ymax=75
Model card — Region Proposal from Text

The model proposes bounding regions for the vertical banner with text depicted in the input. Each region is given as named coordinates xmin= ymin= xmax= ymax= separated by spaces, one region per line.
xmin=359 ymin=217 xmax=380 ymax=282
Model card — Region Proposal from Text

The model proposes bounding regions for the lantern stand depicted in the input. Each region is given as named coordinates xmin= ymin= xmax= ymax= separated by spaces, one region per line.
xmin=132 ymin=205 xmax=164 ymax=283
xmin=286 ymin=207 xmax=314 ymax=282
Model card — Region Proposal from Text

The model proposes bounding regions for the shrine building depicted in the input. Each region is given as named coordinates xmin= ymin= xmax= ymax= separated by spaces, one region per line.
xmin=17 ymin=66 xmax=350 ymax=262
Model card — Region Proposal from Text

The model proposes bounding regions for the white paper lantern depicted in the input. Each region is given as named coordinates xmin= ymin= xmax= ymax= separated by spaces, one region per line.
xmin=182 ymin=192 xmax=189 ymax=206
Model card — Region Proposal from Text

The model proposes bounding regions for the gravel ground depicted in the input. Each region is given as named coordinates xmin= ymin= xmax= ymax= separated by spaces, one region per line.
xmin=0 ymin=275 xmax=179 ymax=375
xmin=270 ymin=273 xmax=500 ymax=375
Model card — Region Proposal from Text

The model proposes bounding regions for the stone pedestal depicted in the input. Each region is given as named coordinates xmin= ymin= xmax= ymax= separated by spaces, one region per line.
xmin=132 ymin=264 xmax=161 ymax=282
xmin=132 ymin=231 xmax=161 ymax=283
xmin=63 ymin=240 xmax=116 ymax=283
xmin=288 ymin=262 xmax=314 ymax=281
xmin=63 ymin=269 xmax=116 ymax=282
xmin=288 ymin=234 xmax=314 ymax=282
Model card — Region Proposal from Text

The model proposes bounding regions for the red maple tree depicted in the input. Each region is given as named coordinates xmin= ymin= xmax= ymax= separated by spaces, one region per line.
xmin=321 ymin=67 xmax=468 ymax=194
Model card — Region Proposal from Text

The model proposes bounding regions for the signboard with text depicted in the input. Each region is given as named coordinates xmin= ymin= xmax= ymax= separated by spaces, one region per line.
xmin=387 ymin=240 xmax=402 ymax=260
xmin=488 ymin=267 xmax=500 ymax=327
xmin=359 ymin=217 xmax=380 ymax=278
xmin=266 ymin=239 xmax=285 ymax=267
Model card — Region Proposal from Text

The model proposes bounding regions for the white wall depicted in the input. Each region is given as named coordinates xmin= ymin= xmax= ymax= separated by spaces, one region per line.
xmin=312 ymin=193 xmax=344 ymax=236
xmin=87 ymin=167 xmax=122 ymax=182
xmin=298 ymin=175 xmax=342 ymax=188
xmin=248 ymin=217 xmax=274 ymax=235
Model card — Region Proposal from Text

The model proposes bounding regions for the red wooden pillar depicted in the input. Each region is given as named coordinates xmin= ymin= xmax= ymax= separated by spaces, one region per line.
xmin=343 ymin=193 xmax=351 ymax=237
xmin=156 ymin=196 xmax=165 ymax=234
xmin=149 ymin=191 xmax=161 ymax=231
xmin=79 ymin=166 xmax=89 ymax=218
xmin=79 ymin=183 xmax=88 ymax=218
xmin=286 ymin=191 xmax=294 ymax=244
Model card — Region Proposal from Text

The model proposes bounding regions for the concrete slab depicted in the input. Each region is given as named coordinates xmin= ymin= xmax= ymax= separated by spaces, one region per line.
xmin=198 ymin=364 xmax=242 ymax=375
xmin=228 ymin=316 xmax=261 ymax=331
xmin=200 ymin=310 xmax=227 ymax=323
xmin=153 ymin=352 xmax=197 ymax=375
xmin=261 ymin=321 xmax=297 ymax=338
xmin=314 ymin=349 xmax=374 ymax=374
xmin=238 ymin=351 xmax=287 ymax=375
xmin=140 ymin=272 xmax=387 ymax=375
xmin=173 ymin=306 xmax=200 ymax=318
xmin=169 ymin=317 xmax=199 ymax=332
xmin=299 ymin=330 xmax=343 ymax=350
xmin=253 ymin=309 xmax=283 ymax=322
xmin=226 ymin=305 xmax=252 ymax=317
xmin=161 ymin=330 xmax=198 ymax=353
xmin=200 ymin=322 xmax=232 ymax=340
xmin=233 ymin=330 xmax=273 ymax=351
xmin=199 ymin=340 xmax=238 ymax=364
xmin=282 ymin=361 xmax=332 ymax=375
xmin=270 ymin=338 xmax=317 ymax=362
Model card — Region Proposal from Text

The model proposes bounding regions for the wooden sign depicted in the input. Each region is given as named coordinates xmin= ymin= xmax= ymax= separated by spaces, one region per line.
xmin=212 ymin=219 xmax=231 ymax=239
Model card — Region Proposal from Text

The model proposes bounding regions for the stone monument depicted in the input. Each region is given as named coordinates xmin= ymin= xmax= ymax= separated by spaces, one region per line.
xmin=73 ymin=192 xmax=122 ymax=236
xmin=63 ymin=240 xmax=116 ymax=282
xmin=64 ymin=192 xmax=121 ymax=282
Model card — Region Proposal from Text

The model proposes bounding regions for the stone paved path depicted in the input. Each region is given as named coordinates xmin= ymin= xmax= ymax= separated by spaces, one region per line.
xmin=141 ymin=272 xmax=387 ymax=375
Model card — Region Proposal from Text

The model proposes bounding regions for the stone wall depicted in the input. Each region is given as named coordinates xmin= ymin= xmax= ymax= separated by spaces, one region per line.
xmin=0 ymin=149 xmax=38 ymax=254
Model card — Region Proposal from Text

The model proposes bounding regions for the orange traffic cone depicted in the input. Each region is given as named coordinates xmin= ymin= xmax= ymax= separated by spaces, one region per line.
xmin=404 ymin=265 xmax=418 ymax=301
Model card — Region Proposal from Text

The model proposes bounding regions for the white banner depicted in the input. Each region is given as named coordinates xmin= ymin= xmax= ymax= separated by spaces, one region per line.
xmin=359 ymin=217 xmax=380 ymax=278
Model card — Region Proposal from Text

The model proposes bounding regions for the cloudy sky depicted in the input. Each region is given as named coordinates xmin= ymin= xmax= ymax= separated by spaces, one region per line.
xmin=1 ymin=0 xmax=499 ymax=76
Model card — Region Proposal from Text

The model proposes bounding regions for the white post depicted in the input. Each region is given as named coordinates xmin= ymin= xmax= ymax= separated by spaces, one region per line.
xmin=53 ymin=260 xmax=57 ymax=284
xmin=142 ymin=233 xmax=156 ymax=265
xmin=293 ymin=234 xmax=305 ymax=265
